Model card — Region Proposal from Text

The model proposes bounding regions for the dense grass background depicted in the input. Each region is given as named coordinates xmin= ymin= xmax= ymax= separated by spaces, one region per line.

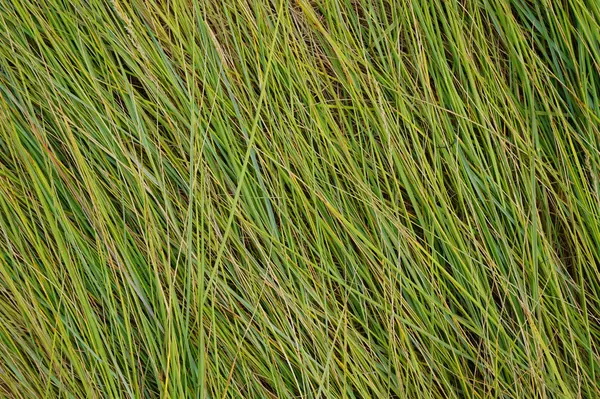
xmin=1 ymin=0 xmax=599 ymax=397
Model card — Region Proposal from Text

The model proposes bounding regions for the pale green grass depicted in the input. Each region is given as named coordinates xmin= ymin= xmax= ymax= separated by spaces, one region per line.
xmin=0 ymin=0 xmax=599 ymax=398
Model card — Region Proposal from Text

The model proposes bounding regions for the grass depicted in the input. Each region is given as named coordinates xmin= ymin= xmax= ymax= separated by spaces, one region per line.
xmin=0 ymin=0 xmax=599 ymax=397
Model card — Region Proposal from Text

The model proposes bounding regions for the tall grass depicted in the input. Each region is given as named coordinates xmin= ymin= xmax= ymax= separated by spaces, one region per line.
xmin=0 ymin=0 xmax=599 ymax=397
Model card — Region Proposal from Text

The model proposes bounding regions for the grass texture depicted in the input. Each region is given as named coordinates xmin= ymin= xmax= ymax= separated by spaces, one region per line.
xmin=1 ymin=0 xmax=600 ymax=397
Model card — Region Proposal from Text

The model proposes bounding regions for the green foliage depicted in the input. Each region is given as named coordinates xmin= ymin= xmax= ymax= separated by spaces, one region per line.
xmin=0 ymin=0 xmax=599 ymax=397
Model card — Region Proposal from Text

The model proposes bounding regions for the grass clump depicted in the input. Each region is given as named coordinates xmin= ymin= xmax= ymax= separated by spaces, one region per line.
xmin=1 ymin=0 xmax=600 ymax=397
